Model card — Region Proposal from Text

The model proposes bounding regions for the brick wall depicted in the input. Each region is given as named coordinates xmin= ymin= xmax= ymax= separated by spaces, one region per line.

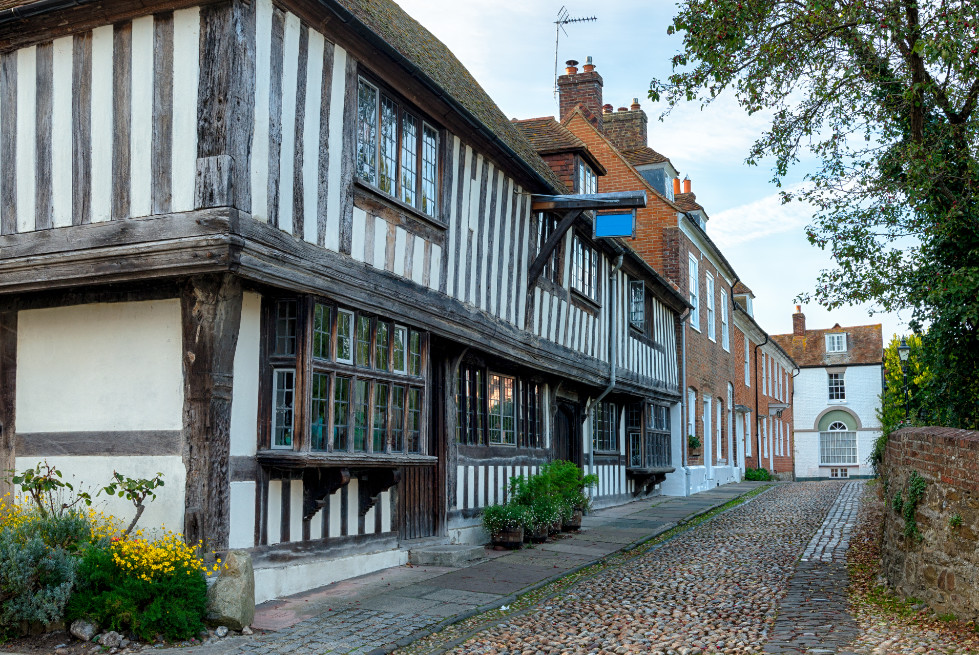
xmin=881 ymin=427 xmax=979 ymax=621
xmin=541 ymin=152 xmax=576 ymax=194
xmin=604 ymin=109 xmax=647 ymax=151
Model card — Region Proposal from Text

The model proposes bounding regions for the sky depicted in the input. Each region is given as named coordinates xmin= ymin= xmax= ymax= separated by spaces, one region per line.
xmin=395 ymin=0 xmax=910 ymax=344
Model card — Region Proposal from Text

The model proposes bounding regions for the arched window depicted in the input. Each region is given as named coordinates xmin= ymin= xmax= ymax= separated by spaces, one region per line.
xmin=820 ymin=421 xmax=857 ymax=465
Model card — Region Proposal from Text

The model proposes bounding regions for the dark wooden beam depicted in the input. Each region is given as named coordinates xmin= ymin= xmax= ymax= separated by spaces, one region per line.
xmin=530 ymin=191 xmax=647 ymax=212
xmin=0 ymin=309 xmax=14 ymax=499
xmin=180 ymin=273 xmax=243 ymax=550
xmin=526 ymin=209 xmax=580 ymax=288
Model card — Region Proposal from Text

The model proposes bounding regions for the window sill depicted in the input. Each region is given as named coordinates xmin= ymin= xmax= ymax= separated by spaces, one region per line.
xmin=257 ymin=449 xmax=437 ymax=469
xmin=354 ymin=178 xmax=447 ymax=231
xmin=570 ymin=288 xmax=601 ymax=312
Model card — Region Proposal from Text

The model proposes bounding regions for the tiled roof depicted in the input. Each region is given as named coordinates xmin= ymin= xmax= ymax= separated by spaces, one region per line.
xmin=0 ymin=0 xmax=563 ymax=192
xmin=733 ymin=281 xmax=754 ymax=296
xmin=512 ymin=117 xmax=587 ymax=154
xmin=621 ymin=147 xmax=671 ymax=167
xmin=674 ymin=192 xmax=703 ymax=212
xmin=771 ymin=323 xmax=883 ymax=368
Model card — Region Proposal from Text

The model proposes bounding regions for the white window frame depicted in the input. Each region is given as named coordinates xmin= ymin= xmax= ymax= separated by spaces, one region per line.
xmin=336 ymin=309 xmax=355 ymax=364
xmin=577 ymin=159 xmax=598 ymax=195
xmin=744 ymin=337 xmax=751 ymax=387
xmin=392 ymin=325 xmax=409 ymax=374
xmin=762 ymin=353 xmax=768 ymax=397
xmin=688 ymin=255 xmax=699 ymax=329
xmin=715 ymin=398 xmax=722 ymax=461
xmin=571 ymin=233 xmax=599 ymax=302
xmin=828 ymin=372 xmax=846 ymax=401
xmin=826 ymin=333 xmax=847 ymax=353
xmin=687 ymin=388 xmax=697 ymax=438
xmin=271 ymin=368 xmax=296 ymax=449
xmin=705 ymin=273 xmax=716 ymax=341
xmin=720 ymin=291 xmax=729 ymax=351
xmin=703 ymin=397 xmax=712 ymax=456
xmin=820 ymin=422 xmax=857 ymax=465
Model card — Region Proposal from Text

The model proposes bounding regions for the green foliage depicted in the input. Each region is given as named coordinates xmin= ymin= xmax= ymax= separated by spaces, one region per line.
xmin=744 ymin=467 xmax=772 ymax=481
xmin=949 ymin=513 xmax=963 ymax=529
xmin=893 ymin=471 xmax=928 ymax=541
xmin=481 ymin=504 xmax=525 ymax=535
xmin=0 ymin=513 xmax=87 ymax=634
xmin=6 ymin=461 xmax=92 ymax=518
xmin=654 ymin=0 xmax=979 ymax=429
xmin=99 ymin=471 xmax=165 ymax=536
xmin=687 ymin=434 xmax=701 ymax=450
xmin=67 ymin=546 xmax=207 ymax=642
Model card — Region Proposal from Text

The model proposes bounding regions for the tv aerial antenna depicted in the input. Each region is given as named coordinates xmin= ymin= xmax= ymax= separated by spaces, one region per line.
xmin=553 ymin=6 xmax=597 ymax=99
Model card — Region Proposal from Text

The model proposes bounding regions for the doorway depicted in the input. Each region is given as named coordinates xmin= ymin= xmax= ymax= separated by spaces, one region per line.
xmin=553 ymin=402 xmax=582 ymax=466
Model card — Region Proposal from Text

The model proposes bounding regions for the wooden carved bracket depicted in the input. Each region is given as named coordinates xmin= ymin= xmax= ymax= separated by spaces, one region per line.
xmin=358 ymin=468 xmax=402 ymax=517
xmin=301 ymin=467 xmax=350 ymax=521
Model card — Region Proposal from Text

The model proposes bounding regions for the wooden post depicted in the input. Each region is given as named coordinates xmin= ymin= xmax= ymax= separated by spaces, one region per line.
xmin=181 ymin=274 xmax=243 ymax=548
xmin=0 ymin=308 xmax=15 ymax=499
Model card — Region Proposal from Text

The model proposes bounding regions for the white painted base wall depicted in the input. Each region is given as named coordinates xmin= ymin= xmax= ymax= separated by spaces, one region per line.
xmin=449 ymin=524 xmax=489 ymax=546
xmin=254 ymin=548 xmax=408 ymax=604
xmin=14 ymin=455 xmax=186 ymax=535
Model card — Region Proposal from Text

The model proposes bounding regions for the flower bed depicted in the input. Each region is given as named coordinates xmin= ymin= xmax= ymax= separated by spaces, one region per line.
xmin=0 ymin=464 xmax=221 ymax=642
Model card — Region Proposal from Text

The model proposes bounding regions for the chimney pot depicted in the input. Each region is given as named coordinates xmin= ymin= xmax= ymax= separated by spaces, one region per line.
xmin=617 ymin=106 xmax=628 ymax=112
xmin=603 ymin=103 xmax=613 ymax=114
xmin=792 ymin=306 xmax=806 ymax=336
xmin=682 ymin=177 xmax=691 ymax=194
xmin=673 ymin=178 xmax=681 ymax=195
xmin=630 ymin=97 xmax=641 ymax=110
xmin=583 ymin=55 xmax=595 ymax=72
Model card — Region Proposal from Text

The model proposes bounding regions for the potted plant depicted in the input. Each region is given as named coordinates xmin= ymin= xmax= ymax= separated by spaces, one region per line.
xmin=687 ymin=434 xmax=702 ymax=451
xmin=523 ymin=497 xmax=559 ymax=543
xmin=481 ymin=504 xmax=524 ymax=549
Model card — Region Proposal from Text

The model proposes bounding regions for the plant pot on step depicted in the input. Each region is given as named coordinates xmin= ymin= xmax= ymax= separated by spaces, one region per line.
xmin=492 ymin=527 xmax=524 ymax=549
xmin=549 ymin=519 xmax=563 ymax=535
xmin=562 ymin=509 xmax=584 ymax=531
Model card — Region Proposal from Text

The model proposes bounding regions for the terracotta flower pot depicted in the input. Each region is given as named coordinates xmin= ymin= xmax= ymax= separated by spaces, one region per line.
xmin=492 ymin=527 xmax=524 ymax=549
xmin=549 ymin=519 xmax=563 ymax=535
xmin=562 ymin=509 xmax=584 ymax=531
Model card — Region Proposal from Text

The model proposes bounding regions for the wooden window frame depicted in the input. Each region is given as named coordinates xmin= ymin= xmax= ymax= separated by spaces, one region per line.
xmin=356 ymin=76 xmax=441 ymax=221
xmin=260 ymin=296 xmax=429 ymax=456
xmin=571 ymin=232 xmax=600 ymax=303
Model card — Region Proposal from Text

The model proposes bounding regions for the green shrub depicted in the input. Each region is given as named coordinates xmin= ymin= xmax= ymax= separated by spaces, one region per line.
xmin=687 ymin=434 xmax=702 ymax=450
xmin=0 ymin=519 xmax=80 ymax=633
xmin=481 ymin=504 xmax=524 ymax=535
xmin=744 ymin=467 xmax=772 ymax=481
xmin=67 ymin=545 xmax=207 ymax=642
xmin=522 ymin=496 xmax=561 ymax=531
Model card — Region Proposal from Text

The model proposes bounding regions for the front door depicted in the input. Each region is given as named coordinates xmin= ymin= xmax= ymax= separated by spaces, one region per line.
xmin=553 ymin=402 xmax=582 ymax=466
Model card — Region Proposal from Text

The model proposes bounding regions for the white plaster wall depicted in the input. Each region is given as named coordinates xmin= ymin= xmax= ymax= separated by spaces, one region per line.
xmin=794 ymin=429 xmax=879 ymax=479
xmin=229 ymin=481 xmax=257 ymax=549
xmin=230 ymin=292 xmax=262 ymax=456
xmin=254 ymin=549 xmax=407 ymax=603
xmin=16 ymin=300 xmax=183 ymax=432
xmin=14 ymin=455 xmax=185 ymax=534
xmin=794 ymin=365 xmax=883 ymax=432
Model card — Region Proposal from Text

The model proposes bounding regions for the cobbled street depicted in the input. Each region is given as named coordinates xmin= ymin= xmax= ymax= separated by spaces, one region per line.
xmin=437 ymin=483 xmax=844 ymax=655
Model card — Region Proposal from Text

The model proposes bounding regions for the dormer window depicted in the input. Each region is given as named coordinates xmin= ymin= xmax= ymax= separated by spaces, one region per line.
xmin=826 ymin=333 xmax=847 ymax=353
xmin=357 ymin=78 xmax=439 ymax=219
xmin=577 ymin=160 xmax=597 ymax=195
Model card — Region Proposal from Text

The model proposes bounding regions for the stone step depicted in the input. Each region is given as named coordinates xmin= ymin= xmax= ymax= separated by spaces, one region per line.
xmin=408 ymin=544 xmax=486 ymax=567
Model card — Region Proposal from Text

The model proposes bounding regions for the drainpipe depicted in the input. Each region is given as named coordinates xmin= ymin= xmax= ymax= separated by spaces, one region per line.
xmin=753 ymin=333 xmax=769 ymax=471
xmin=584 ymin=255 xmax=624 ymax=482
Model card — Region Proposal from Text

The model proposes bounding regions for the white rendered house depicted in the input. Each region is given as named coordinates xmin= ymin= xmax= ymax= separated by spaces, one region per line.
xmin=772 ymin=308 xmax=883 ymax=480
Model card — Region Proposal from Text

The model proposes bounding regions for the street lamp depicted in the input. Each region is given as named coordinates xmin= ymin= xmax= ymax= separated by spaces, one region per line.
xmin=897 ymin=337 xmax=911 ymax=419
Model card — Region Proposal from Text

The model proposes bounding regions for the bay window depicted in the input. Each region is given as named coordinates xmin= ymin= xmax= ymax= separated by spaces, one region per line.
xmin=266 ymin=298 xmax=427 ymax=455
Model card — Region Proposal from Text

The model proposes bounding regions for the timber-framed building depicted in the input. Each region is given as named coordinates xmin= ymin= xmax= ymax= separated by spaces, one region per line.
xmin=0 ymin=0 xmax=687 ymax=601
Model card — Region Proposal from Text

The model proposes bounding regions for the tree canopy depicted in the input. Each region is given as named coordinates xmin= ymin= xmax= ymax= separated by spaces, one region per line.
xmin=652 ymin=0 xmax=979 ymax=427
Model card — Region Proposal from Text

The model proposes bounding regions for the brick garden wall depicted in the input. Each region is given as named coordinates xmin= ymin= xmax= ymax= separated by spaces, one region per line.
xmin=881 ymin=427 xmax=979 ymax=621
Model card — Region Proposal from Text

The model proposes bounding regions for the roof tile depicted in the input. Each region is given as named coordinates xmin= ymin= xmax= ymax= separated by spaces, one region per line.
xmin=771 ymin=323 xmax=883 ymax=368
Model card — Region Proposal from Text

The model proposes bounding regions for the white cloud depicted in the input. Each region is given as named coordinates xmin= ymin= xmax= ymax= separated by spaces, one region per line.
xmin=708 ymin=184 xmax=815 ymax=248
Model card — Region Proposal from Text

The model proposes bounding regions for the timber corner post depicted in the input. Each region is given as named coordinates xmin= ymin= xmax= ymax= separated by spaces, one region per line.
xmin=0 ymin=308 xmax=15 ymax=500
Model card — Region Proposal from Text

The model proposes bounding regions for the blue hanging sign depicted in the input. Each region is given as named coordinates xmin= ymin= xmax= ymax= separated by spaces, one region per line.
xmin=594 ymin=211 xmax=635 ymax=238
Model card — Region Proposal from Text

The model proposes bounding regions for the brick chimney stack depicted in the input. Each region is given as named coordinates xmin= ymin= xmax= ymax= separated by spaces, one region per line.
xmin=604 ymin=96 xmax=648 ymax=151
xmin=557 ymin=56 xmax=604 ymax=130
xmin=793 ymin=305 xmax=806 ymax=336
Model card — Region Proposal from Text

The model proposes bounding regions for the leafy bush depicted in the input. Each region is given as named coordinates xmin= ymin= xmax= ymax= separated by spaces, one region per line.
xmin=687 ymin=434 xmax=702 ymax=450
xmin=522 ymin=496 xmax=561 ymax=532
xmin=481 ymin=504 xmax=524 ymax=535
xmin=0 ymin=510 xmax=90 ymax=634
xmin=67 ymin=531 xmax=213 ymax=641
xmin=744 ymin=467 xmax=773 ymax=481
